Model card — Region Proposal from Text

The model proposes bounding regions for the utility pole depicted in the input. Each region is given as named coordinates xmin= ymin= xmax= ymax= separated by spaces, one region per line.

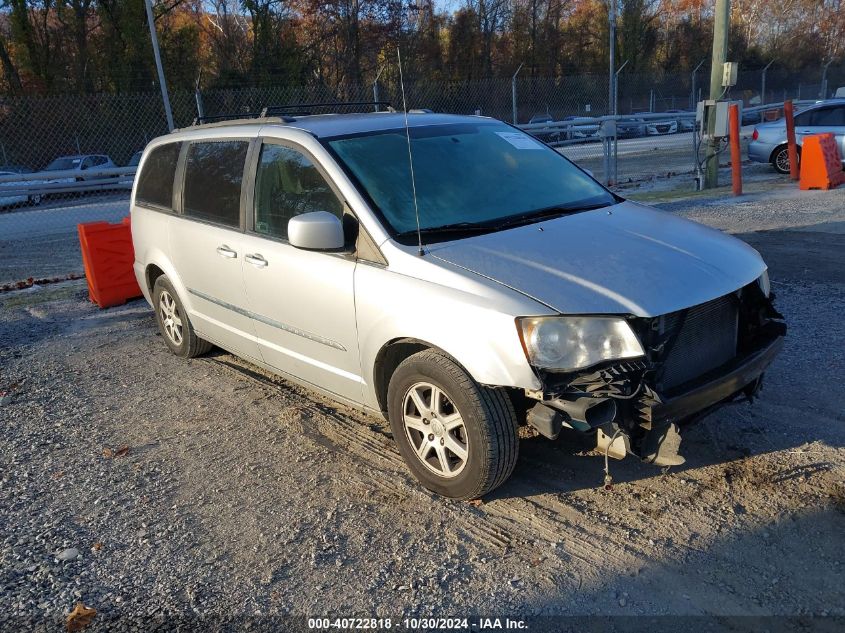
xmin=705 ymin=0 xmax=729 ymax=189
xmin=609 ymin=0 xmax=617 ymax=116
xmin=144 ymin=0 xmax=174 ymax=131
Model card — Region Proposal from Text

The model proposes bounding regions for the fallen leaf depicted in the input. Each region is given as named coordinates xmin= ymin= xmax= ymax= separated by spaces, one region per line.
xmin=92 ymin=542 xmax=102 ymax=551
xmin=102 ymin=447 xmax=113 ymax=459
xmin=467 ymin=498 xmax=483 ymax=507
xmin=114 ymin=445 xmax=129 ymax=457
xmin=66 ymin=602 xmax=96 ymax=632
xmin=52 ymin=471 xmax=65 ymax=480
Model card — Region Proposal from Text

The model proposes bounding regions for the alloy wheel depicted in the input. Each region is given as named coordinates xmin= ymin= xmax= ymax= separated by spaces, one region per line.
xmin=775 ymin=148 xmax=791 ymax=173
xmin=158 ymin=290 xmax=184 ymax=346
xmin=402 ymin=381 xmax=469 ymax=478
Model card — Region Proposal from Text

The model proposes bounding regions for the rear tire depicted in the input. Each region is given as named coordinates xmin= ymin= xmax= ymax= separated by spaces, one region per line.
xmin=387 ymin=349 xmax=519 ymax=500
xmin=152 ymin=276 xmax=212 ymax=358
xmin=771 ymin=144 xmax=798 ymax=175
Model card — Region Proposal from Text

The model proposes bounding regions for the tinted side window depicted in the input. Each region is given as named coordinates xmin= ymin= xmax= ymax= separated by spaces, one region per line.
xmin=794 ymin=111 xmax=810 ymax=126
xmin=183 ymin=141 xmax=249 ymax=227
xmin=253 ymin=144 xmax=343 ymax=240
xmin=808 ymin=106 xmax=845 ymax=126
xmin=136 ymin=142 xmax=181 ymax=209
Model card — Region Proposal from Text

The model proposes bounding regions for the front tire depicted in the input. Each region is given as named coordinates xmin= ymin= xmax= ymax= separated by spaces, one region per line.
xmin=387 ymin=350 xmax=519 ymax=500
xmin=152 ymin=276 xmax=212 ymax=358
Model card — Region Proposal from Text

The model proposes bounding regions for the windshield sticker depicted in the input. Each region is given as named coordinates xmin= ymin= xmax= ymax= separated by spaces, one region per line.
xmin=495 ymin=132 xmax=544 ymax=150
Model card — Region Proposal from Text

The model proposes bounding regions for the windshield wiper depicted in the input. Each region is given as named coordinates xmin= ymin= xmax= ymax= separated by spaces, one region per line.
xmin=490 ymin=201 xmax=614 ymax=230
xmin=397 ymin=222 xmax=496 ymax=237
xmin=395 ymin=201 xmax=615 ymax=239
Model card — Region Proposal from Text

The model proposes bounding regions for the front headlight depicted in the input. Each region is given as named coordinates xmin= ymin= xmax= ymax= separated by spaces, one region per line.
xmin=758 ymin=269 xmax=770 ymax=297
xmin=517 ymin=316 xmax=644 ymax=371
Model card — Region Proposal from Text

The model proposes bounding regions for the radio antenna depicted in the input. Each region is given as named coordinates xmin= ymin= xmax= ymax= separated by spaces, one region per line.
xmin=397 ymin=48 xmax=424 ymax=256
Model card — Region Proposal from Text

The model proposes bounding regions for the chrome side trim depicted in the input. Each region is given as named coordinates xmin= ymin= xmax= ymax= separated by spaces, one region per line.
xmin=187 ymin=287 xmax=347 ymax=351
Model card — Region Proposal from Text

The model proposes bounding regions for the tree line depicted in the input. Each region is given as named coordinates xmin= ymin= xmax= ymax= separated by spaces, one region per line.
xmin=0 ymin=0 xmax=843 ymax=96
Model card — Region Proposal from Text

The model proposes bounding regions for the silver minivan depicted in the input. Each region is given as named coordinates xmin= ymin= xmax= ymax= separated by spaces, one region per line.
xmin=131 ymin=111 xmax=785 ymax=499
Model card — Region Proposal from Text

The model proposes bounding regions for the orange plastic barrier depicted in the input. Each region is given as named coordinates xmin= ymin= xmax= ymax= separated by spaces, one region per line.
xmin=77 ymin=217 xmax=142 ymax=308
xmin=799 ymin=133 xmax=845 ymax=191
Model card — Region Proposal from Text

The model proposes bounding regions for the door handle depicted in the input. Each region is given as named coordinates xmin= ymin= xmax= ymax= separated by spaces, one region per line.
xmin=245 ymin=253 xmax=268 ymax=268
xmin=216 ymin=245 xmax=237 ymax=259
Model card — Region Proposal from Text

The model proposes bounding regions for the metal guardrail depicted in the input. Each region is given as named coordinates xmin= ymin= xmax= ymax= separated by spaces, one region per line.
xmin=0 ymin=167 xmax=136 ymax=199
xmin=518 ymin=100 xmax=820 ymax=142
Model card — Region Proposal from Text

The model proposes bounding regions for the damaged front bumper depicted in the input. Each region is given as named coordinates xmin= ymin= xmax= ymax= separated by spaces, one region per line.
xmin=524 ymin=283 xmax=786 ymax=466
xmin=647 ymin=334 xmax=783 ymax=427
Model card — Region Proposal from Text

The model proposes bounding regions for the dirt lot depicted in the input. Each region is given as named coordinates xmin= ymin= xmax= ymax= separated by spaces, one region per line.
xmin=1 ymin=184 xmax=844 ymax=630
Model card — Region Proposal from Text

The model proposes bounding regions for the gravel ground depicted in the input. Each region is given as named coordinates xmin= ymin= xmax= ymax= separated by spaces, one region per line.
xmin=1 ymin=186 xmax=844 ymax=631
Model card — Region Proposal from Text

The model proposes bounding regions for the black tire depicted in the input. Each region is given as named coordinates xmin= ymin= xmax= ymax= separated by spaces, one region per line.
xmin=152 ymin=275 xmax=212 ymax=358
xmin=387 ymin=349 xmax=519 ymax=500
xmin=771 ymin=144 xmax=798 ymax=175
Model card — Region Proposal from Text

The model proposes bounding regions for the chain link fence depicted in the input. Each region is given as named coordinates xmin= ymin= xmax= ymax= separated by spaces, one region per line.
xmin=2 ymin=65 xmax=842 ymax=286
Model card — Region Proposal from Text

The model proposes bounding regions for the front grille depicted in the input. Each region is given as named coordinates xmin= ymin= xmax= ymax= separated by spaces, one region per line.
xmin=660 ymin=295 xmax=739 ymax=391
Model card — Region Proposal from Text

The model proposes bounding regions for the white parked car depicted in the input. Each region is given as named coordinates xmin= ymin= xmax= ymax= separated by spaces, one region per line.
xmin=131 ymin=112 xmax=785 ymax=499
xmin=0 ymin=170 xmax=41 ymax=207
xmin=645 ymin=117 xmax=678 ymax=135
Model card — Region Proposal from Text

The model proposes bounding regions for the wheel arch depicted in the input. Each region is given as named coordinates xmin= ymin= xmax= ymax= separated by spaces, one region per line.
xmin=373 ymin=338 xmax=465 ymax=415
xmin=139 ymin=252 xmax=191 ymax=312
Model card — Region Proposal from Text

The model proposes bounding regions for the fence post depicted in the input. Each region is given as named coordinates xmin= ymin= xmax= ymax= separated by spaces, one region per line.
xmin=512 ymin=63 xmax=523 ymax=124
xmin=729 ymin=103 xmax=742 ymax=196
xmin=785 ymin=100 xmax=799 ymax=181
xmin=194 ymin=84 xmax=205 ymax=121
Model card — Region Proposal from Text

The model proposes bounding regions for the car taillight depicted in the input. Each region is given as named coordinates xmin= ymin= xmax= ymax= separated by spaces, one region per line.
xmin=752 ymin=128 xmax=759 ymax=141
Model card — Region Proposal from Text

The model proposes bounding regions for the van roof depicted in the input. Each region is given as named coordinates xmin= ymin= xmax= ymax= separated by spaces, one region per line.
xmin=180 ymin=112 xmax=489 ymax=139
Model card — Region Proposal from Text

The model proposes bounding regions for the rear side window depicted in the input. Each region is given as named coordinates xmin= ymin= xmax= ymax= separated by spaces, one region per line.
xmin=807 ymin=106 xmax=845 ymax=126
xmin=183 ymin=141 xmax=249 ymax=227
xmin=136 ymin=143 xmax=181 ymax=209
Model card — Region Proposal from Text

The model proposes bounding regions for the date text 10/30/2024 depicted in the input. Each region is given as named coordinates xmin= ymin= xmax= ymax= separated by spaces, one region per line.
xmin=308 ymin=617 xmax=528 ymax=630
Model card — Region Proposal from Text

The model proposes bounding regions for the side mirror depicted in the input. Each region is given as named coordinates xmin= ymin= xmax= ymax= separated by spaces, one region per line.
xmin=288 ymin=211 xmax=345 ymax=251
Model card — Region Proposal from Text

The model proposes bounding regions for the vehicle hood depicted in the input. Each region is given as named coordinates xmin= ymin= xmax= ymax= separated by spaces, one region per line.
xmin=427 ymin=200 xmax=766 ymax=317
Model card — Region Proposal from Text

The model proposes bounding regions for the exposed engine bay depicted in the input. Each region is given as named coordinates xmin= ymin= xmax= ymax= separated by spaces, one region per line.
xmin=523 ymin=281 xmax=787 ymax=467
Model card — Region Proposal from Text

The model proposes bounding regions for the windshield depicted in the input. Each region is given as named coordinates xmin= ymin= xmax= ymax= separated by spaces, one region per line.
xmin=45 ymin=157 xmax=82 ymax=171
xmin=326 ymin=121 xmax=615 ymax=240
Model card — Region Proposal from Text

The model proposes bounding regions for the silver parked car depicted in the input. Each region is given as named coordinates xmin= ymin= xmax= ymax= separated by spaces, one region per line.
xmin=748 ymin=99 xmax=845 ymax=173
xmin=131 ymin=112 xmax=785 ymax=499
xmin=43 ymin=154 xmax=117 ymax=182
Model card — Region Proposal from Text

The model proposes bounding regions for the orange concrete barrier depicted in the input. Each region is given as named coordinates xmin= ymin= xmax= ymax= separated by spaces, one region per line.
xmin=799 ymin=133 xmax=845 ymax=191
xmin=77 ymin=217 xmax=142 ymax=309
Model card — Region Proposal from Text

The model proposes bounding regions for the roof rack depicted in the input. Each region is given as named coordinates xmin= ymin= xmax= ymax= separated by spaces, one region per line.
xmin=260 ymin=101 xmax=394 ymax=117
xmin=186 ymin=101 xmax=396 ymax=129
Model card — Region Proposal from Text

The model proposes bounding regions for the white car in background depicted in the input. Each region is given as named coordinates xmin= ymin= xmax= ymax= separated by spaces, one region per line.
xmin=0 ymin=170 xmax=41 ymax=207
xmin=645 ymin=117 xmax=678 ymax=136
